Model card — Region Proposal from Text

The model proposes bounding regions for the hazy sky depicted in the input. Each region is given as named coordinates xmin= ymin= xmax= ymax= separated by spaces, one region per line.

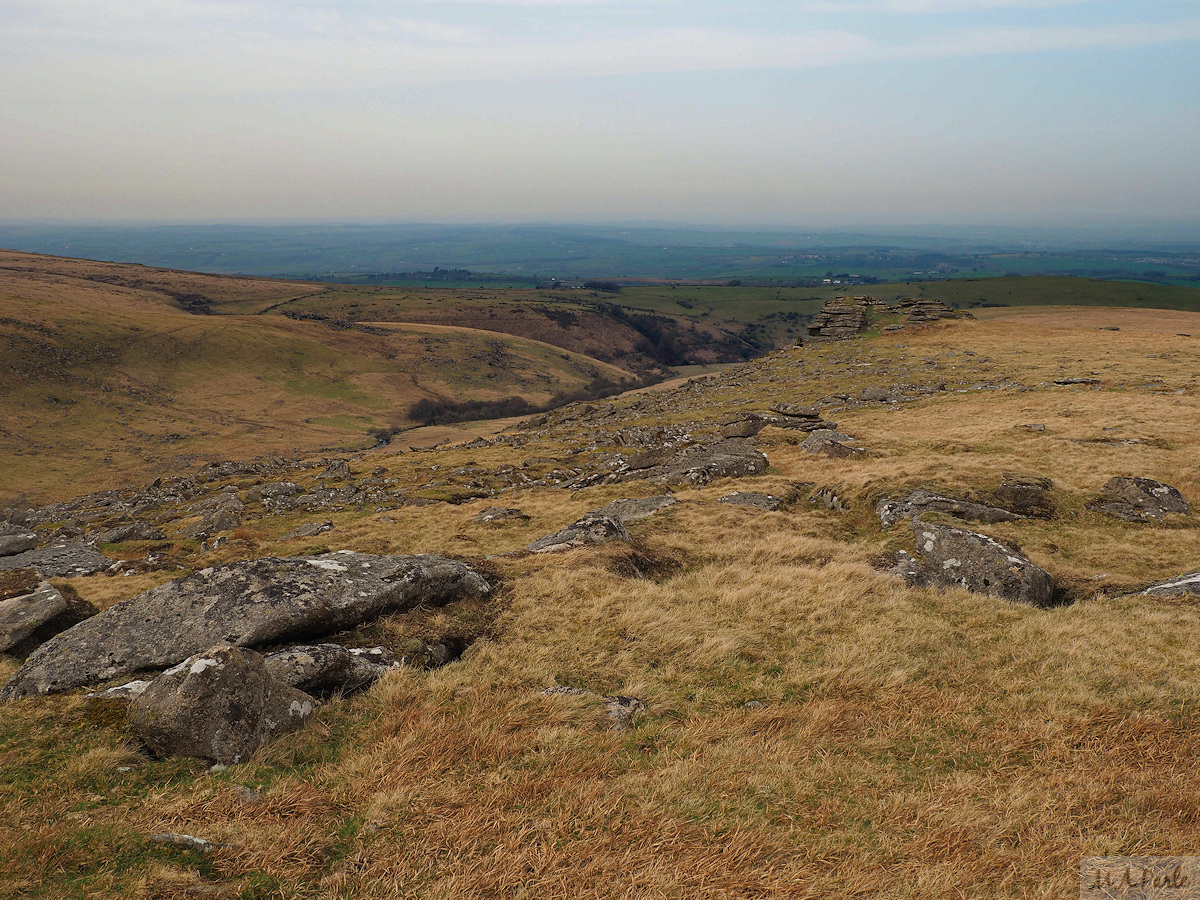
xmin=3 ymin=0 xmax=1198 ymax=227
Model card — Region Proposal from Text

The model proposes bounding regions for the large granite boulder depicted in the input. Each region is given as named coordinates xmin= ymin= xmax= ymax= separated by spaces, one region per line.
xmin=1091 ymin=477 xmax=1190 ymax=522
xmin=130 ymin=645 xmax=316 ymax=765
xmin=0 ymin=543 xmax=114 ymax=578
xmin=876 ymin=489 xmax=1025 ymax=528
xmin=528 ymin=514 xmax=631 ymax=554
xmin=909 ymin=520 xmax=1055 ymax=608
xmin=1 ymin=551 xmax=490 ymax=699
xmin=0 ymin=581 xmax=98 ymax=656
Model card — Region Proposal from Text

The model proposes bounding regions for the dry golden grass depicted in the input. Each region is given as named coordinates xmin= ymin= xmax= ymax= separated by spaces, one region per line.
xmin=3 ymin=305 xmax=1200 ymax=898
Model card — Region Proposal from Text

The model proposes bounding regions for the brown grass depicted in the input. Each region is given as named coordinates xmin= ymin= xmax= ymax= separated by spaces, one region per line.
xmin=3 ymin=305 xmax=1200 ymax=898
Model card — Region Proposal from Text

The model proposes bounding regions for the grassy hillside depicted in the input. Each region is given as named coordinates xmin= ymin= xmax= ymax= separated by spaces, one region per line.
xmin=2 ymin=305 xmax=1200 ymax=897
xmin=0 ymin=253 xmax=635 ymax=503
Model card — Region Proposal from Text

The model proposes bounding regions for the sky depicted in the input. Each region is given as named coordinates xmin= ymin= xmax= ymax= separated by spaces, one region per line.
xmin=2 ymin=0 xmax=1199 ymax=229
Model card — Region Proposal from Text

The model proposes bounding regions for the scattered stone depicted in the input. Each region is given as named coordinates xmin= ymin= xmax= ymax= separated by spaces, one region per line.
xmin=0 ymin=543 xmax=114 ymax=578
xmin=1015 ymin=424 xmax=1046 ymax=433
xmin=876 ymin=489 xmax=1024 ymax=528
xmin=719 ymin=492 xmax=782 ymax=511
xmin=588 ymin=496 xmax=678 ymax=523
xmin=909 ymin=520 xmax=1055 ymax=607
xmin=473 ymin=507 xmax=529 ymax=524
xmin=0 ymin=581 xmax=98 ymax=656
xmin=1054 ymin=377 xmax=1102 ymax=386
xmin=527 ymin=514 xmax=631 ymax=554
xmin=281 ymin=521 xmax=334 ymax=540
xmin=130 ymin=645 xmax=316 ymax=764
xmin=1091 ymin=476 xmax=1190 ymax=522
xmin=541 ymin=685 xmax=644 ymax=730
xmin=719 ymin=417 xmax=765 ymax=438
xmin=233 ymin=784 xmax=261 ymax=805
xmin=1 ymin=552 xmax=491 ymax=699
xmin=263 ymin=644 xmax=397 ymax=695
xmin=1134 ymin=570 xmax=1200 ymax=600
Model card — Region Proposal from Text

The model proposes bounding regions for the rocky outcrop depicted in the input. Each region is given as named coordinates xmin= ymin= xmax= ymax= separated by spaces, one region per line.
xmin=89 ymin=523 xmax=167 ymax=544
xmin=528 ymin=515 xmax=630 ymax=554
xmin=0 ymin=543 xmax=114 ymax=578
xmin=1090 ymin=477 xmax=1190 ymax=522
xmin=876 ymin=489 xmax=1025 ymax=528
xmin=129 ymin=645 xmax=316 ymax=765
xmin=318 ymin=460 xmax=352 ymax=480
xmin=807 ymin=298 xmax=867 ymax=341
xmin=908 ymin=520 xmax=1055 ymax=607
xmin=894 ymin=297 xmax=972 ymax=325
xmin=281 ymin=521 xmax=334 ymax=540
xmin=0 ymin=552 xmax=491 ymax=699
xmin=632 ymin=439 xmax=768 ymax=487
xmin=0 ymin=582 xmax=97 ymax=656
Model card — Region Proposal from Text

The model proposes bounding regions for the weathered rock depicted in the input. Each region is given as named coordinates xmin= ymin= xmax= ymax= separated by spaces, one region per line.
xmin=633 ymin=439 xmax=768 ymax=487
xmin=801 ymin=434 xmax=863 ymax=458
xmin=0 ymin=529 xmax=38 ymax=557
xmin=318 ymin=460 xmax=352 ymax=480
xmin=541 ymin=685 xmax=644 ymax=730
xmin=993 ymin=477 xmax=1054 ymax=518
xmin=130 ymin=645 xmax=316 ymax=764
xmin=473 ymin=507 xmax=530 ymax=524
xmin=527 ymin=514 xmax=631 ymax=554
xmin=719 ymin=492 xmax=782 ymax=511
xmin=245 ymin=481 xmax=302 ymax=502
xmin=0 ymin=582 xmax=98 ymax=656
xmin=0 ymin=543 xmax=114 ymax=578
xmin=769 ymin=403 xmax=821 ymax=419
xmin=589 ymin=496 xmax=678 ymax=523
xmin=626 ymin=446 xmax=677 ymax=471
xmin=909 ymin=520 xmax=1055 ymax=607
xmin=876 ymin=489 xmax=1025 ymax=528
xmin=1 ymin=551 xmax=491 ymax=699
xmin=90 ymin=523 xmax=167 ymax=545
xmin=281 ymin=521 xmax=334 ymax=540
xmin=807 ymin=297 xmax=867 ymax=341
xmin=718 ymin=416 xmax=766 ymax=438
xmin=263 ymin=644 xmax=397 ymax=694
xmin=894 ymin=297 xmax=971 ymax=325
xmin=1134 ymin=570 xmax=1200 ymax=600
xmin=1092 ymin=477 xmax=1190 ymax=521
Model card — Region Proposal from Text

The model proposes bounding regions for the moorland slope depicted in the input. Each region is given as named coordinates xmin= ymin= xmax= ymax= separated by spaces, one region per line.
xmin=1 ymin=300 xmax=1199 ymax=898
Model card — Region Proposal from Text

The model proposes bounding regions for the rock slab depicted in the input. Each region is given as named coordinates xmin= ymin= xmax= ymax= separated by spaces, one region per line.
xmin=0 ymin=543 xmax=113 ymax=578
xmin=130 ymin=645 xmax=316 ymax=764
xmin=876 ymin=489 xmax=1024 ymax=528
xmin=1 ymin=551 xmax=490 ymax=699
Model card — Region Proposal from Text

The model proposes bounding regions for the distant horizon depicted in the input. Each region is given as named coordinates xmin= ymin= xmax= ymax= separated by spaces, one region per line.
xmin=5 ymin=2 xmax=1198 ymax=226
